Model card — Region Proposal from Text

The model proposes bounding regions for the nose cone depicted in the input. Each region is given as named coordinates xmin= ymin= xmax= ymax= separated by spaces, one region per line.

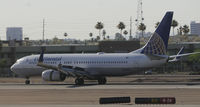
xmin=10 ymin=63 xmax=17 ymax=72
xmin=10 ymin=63 xmax=21 ymax=76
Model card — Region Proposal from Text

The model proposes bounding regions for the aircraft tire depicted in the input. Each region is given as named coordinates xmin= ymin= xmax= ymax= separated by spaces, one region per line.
xmin=25 ymin=80 xmax=30 ymax=85
xmin=75 ymin=78 xmax=84 ymax=85
xmin=98 ymin=77 xmax=107 ymax=85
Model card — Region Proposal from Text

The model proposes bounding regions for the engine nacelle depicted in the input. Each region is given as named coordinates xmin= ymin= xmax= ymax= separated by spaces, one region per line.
xmin=42 ymin=70 xmax=66 ymax=81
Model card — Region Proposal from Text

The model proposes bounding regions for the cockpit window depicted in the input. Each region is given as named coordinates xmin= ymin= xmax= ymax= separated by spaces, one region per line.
xmin=16 ymin=57 xmax=26 ymax=63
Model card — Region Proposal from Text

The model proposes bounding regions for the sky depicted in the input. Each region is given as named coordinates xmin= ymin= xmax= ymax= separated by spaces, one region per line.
xmin=0 ymin=0 xmax=199 ymax=40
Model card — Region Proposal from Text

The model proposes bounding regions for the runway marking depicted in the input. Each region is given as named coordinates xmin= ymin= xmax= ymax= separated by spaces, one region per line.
xmin=0 ymin=84 xmax=200 ymax=89
xmin=0 ymin=84 xmax=200 ymax=105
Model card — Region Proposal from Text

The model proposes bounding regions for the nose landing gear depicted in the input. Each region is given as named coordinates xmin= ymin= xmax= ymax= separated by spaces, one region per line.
xmin=75 ymin=78 xmax=84 ymax=85
xmin=25 ymin=77 xmax=30 ymax=85
xmin=98 ymin=77 xmax=107 ymax=85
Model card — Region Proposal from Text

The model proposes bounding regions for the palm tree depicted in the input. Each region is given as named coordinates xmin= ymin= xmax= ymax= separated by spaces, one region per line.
xmin=155 ymin=22 xmax=160 ymax=28
xmin=182 ymin=25 xmax=190 ymax=35
xmin=102 ymin=30 xmax=106 ymax=40
xmin=89 ymin=32 xmax=93 ymax=41
xmin=171 ymin=20 xmax=178 ymax=36
xmin=89 ymin=32 xmax=93 ymax=37
xmin=64 ymin=32 xmax=68 ymax=42
xmin=96 ymin=36 xmax=100 ymax=41
xmin=177 ymin=26 xmax=183 ymax=35
xmin=123 ymin=30 xmax=128 ymax=40
xmin=117 ymin=22 xmax=125 ymax=35
xmin=64 ymin=32 xmax=68 ymax=38
xmin=95 ymin=22 xmax=104 ymax=40
xmin=138 ymin=23 xmax=146 ymax=38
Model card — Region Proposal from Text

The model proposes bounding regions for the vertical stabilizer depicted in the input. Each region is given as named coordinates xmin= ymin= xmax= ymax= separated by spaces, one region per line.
xmin=140 ymin=12 xmax=173 ymax=55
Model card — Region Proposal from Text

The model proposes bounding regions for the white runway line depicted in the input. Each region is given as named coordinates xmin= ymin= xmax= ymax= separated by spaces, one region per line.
xmin=0 ymin=84 xmax=200 ymax=90
xmin=1 ymin=104 xmax=200 ymax=107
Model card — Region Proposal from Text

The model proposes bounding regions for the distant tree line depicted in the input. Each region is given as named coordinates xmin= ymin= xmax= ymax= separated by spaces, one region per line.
xmin=155 ymin=20 xmax=190 ymax=36
xmin=61 ymin=19 xmax=191 ymax=42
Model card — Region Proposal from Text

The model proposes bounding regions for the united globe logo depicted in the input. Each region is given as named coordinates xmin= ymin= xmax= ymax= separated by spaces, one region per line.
xmin=141 ymin=32 xmax=166 ymax=55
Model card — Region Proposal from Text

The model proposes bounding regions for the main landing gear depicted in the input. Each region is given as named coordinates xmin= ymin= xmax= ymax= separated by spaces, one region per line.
xmin=98 ymin=77 xmax=107 ymax=85
xmin=75 ymin=78 xmax=84 ymax=85
xmin=25 ymin=77 xmax=30 ymax=85
xmin=75 ymin=77 xmax=107 ymax=85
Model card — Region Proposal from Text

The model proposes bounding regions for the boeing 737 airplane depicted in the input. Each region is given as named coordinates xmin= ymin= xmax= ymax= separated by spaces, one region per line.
xmin=10 ymin=11 xmax=200 ymax=85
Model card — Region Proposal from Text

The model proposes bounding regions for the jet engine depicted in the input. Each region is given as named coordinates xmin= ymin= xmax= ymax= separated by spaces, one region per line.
xmin=42 ymin=70 xmax=66 ymax=81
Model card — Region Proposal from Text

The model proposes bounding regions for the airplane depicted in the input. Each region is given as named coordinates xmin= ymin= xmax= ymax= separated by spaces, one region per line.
xmin=10 ymin=11 xmax=200 ymax=85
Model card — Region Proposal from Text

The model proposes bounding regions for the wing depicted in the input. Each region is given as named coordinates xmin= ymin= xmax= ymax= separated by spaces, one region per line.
xmin=37 ymin=49 xmax=92 ymax=79
xmin=168 ymin=47 xmax=200 ymax=62
xmin=58 ymin=65 xmax=94 ymax=79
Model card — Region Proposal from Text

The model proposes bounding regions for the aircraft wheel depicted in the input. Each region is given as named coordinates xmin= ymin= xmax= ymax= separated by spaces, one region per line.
xmin=25 ymin=79 xmax=30 ymax=85
xmin=75 ymin=78 xmax=84 ymax=85
xmin=98 ymin=77 xmax=107 ymax=85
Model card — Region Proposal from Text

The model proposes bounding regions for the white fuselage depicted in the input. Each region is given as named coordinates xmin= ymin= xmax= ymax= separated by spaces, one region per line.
xmin=11 ymin=53 xmax=168 ymax=78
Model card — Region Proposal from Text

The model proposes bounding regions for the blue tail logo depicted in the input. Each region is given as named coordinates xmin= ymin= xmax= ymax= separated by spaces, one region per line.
xmin=141 ymin=11 xmax=173 ymax=55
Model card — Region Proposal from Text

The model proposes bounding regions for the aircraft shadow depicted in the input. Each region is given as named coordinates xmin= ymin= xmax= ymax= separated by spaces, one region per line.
xmin=67 ymin=84 xmax=98 ymax=88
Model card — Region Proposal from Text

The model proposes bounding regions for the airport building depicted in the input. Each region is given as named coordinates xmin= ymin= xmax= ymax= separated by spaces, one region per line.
xmin=6 ymin=27 xmax=23 ymax=41
xmin=190 ymin=21 xmax=200 ymax=36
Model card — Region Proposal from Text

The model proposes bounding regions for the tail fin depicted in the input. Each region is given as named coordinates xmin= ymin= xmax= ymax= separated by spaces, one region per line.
xmin=140 ymin=11 xmax=173 ymax=55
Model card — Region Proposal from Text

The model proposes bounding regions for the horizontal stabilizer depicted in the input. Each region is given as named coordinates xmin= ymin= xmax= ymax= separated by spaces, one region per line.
xmin=169 ymin=52 xmax=200 ymax=59
xmin=168 ymin=47 xmax=184 ymax=62
xmin=169 ymin=47 xmax=200 ymax=62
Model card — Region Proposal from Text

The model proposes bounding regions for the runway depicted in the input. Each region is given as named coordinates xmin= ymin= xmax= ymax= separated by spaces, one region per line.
xmin=0 ymin=76 xmax=200 ymax=106
xmin=0 ymin=83 xmax=200 ymax=107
